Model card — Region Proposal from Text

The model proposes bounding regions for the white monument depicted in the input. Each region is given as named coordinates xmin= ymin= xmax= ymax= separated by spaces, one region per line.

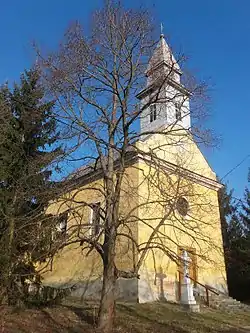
xmin=180 ymin=250 xmax=200 ymax=312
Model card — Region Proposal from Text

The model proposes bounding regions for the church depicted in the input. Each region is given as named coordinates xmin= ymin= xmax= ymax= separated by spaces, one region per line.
xmin=42 ymin=32 xmax=227 ymax=303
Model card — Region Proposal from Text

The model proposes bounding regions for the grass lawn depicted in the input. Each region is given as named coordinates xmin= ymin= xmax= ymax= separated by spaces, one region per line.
xmin=1 ymin=301 xmax=250 ymax=332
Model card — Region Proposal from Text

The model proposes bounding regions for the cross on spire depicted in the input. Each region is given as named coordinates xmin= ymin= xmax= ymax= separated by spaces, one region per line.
xmin=160 ymin=23 xmax=164 ymax=37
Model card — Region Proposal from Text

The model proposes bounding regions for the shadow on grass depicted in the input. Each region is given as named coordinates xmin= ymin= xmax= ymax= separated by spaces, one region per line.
xmin=40 ymin=309 xmax=75 ymax=333
xmin=64 ymin=304 xmax=98 ymax=326
xmin=117 ymin=303 xmax=250 ymax=333
xmin=200 ymin=310 xmax=250 ymax=333
xmin=116 ymin=303 xmax=189 ymax=333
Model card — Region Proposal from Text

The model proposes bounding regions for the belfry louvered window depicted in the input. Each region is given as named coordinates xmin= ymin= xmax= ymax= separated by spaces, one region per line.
xmin=150 ymin=104 xmax=157 ymax=122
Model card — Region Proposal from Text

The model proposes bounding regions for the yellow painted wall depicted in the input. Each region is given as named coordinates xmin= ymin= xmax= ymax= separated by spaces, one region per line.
xmin=41 ymin=130 xmax=227 ymax=302
xmin=41 ymin=164 xmax=139 ymax=287
xmin=135 ymin=131 xmax=227 ymax=301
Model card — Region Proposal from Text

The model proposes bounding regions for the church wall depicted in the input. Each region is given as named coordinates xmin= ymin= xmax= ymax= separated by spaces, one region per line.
xmin=39 ymin=141 xmax=226 ymax=304
xmin=41 ymin=163 xmax=140 ymax=301
xmin=136 ymin=158 xmax=227 ymax=303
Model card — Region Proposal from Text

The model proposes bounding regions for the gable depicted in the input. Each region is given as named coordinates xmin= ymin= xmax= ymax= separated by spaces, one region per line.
xmin=136 ymin=129 xmax=217 ymax=183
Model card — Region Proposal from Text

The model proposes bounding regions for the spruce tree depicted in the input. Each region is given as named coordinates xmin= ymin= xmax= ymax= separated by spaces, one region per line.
xmin=0 ymin=68 xmax=61 ymax=305
xmin=218 ymin=184 xmax=237 ymax=251
xmin=234 ymin=170 xmax=250 ymax=301
xmin=219 ymin=173 xmax=250 ymax=302
xmin=241 ymin=170 xmax=250 ymax=233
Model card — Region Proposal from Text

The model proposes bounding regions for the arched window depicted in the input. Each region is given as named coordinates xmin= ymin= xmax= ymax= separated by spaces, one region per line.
xmin=176 ymin=197 xmax=189 ymax=216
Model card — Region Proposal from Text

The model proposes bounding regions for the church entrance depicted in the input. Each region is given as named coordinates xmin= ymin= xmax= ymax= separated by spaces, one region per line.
xmin=177 ymin=246 xmax=198 ymax=300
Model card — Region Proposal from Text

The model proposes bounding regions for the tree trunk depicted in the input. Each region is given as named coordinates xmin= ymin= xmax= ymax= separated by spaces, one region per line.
xmin=97 ymin=246 xmax=116 ymax=333
xmin=97 ymin=201 xmax=117 ymax=332
xmin=7 ymin=216 xmax=15 ymax=305
xmin=6 ymin=193 xmax=17 ymax=305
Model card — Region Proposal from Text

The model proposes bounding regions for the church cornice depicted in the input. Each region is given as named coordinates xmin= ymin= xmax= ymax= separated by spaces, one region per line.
xmin=146 ymin=59 xmax=183 ymax=77
xmin=136 ymin=77 xmax=191 ymax=100
xmin=137 ymin=153 xmax=223 ymax=192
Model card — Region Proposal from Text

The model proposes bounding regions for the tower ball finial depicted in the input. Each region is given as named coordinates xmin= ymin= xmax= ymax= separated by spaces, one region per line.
xmin=160 ymin=22 xmax=164 ymax=38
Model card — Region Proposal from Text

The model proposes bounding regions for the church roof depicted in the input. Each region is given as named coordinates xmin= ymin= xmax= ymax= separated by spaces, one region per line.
xmin=146 ymin=34 xmax=181 ymax=76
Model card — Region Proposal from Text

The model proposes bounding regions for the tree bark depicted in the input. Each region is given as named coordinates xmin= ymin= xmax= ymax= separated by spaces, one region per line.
xmin=97 ymin=240 xmax=116 ymax=332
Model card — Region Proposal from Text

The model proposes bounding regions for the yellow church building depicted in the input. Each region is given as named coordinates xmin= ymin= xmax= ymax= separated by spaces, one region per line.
xmin=41 ymin=33 xmax=227 ymax=303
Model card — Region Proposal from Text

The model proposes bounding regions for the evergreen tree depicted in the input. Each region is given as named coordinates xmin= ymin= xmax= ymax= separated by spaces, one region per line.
xmin=0 ymin=68 xmax=61 ymax=305
xmin=218 ymin=184 xmax=237 ymax=251
xmin=233 ymin=170 xmax=250 ymax=301
xmin=240 ymin=170 xmax=250 ymax=233
xmin=219 ymin=173 xmax=250 ymax=302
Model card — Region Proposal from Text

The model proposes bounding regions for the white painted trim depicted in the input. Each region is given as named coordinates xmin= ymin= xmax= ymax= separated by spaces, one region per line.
xmin=89 ymin=206 xmax=94 ymax=236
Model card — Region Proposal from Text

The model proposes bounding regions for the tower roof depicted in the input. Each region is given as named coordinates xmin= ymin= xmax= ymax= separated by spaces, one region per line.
xmin=146 ymin=34 xmax=181 ymax=76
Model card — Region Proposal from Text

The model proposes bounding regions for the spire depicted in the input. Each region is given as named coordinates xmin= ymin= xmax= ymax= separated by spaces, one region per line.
xmin=146 ymin=33 xmax=181 ymax=78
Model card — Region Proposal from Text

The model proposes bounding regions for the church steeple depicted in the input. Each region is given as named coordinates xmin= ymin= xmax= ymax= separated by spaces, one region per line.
xmin=146 ymin=34 xmax=182 ymax=86
xmin=137 ymin=32 xmax=191 ymax=134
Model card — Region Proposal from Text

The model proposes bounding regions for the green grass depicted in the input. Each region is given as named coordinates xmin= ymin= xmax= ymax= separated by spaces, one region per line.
xmin=1 ymin=301 xmax=250 ymax=332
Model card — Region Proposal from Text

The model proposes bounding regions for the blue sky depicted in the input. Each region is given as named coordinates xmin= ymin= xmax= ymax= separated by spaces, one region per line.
xmin=1 ymin=0 xmax=249 ymax=198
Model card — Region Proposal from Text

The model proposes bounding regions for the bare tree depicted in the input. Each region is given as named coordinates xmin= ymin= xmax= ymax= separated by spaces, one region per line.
xmin=36 ymin=1 xmax=223 ymax=332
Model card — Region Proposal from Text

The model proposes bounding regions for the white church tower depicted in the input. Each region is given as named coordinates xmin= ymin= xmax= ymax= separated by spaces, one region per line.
xmin=137 ymin=33 xmax=191 ymax=134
